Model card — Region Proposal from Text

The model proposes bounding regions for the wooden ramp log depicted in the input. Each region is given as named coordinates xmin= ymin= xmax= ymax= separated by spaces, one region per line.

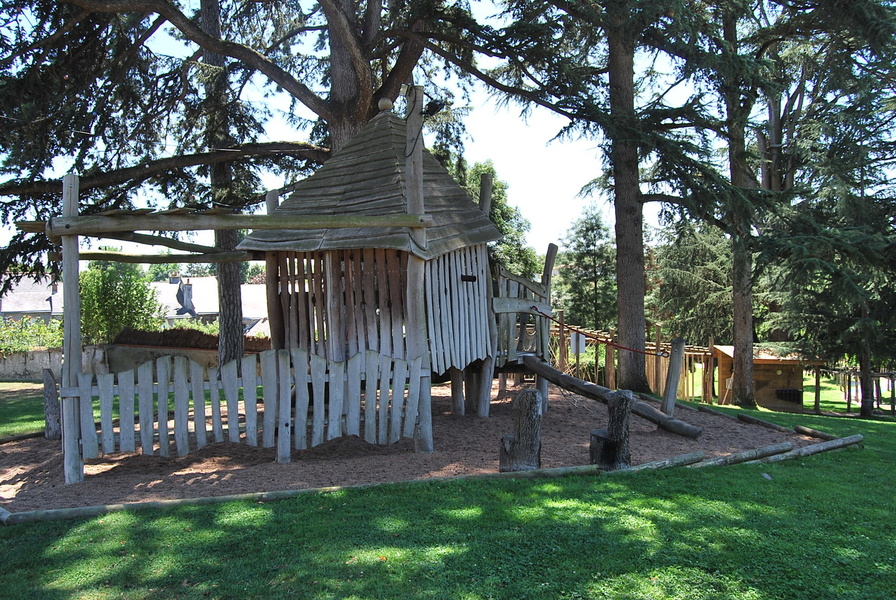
xmin=793 ymin=425 xmax=839 ymax=441
xmin=522 ymin=356 xmax=702 ymax=439
xmin=687 ymin=442 xmax=794 ymax=468
xmin=499 ymin=389 xmax=542 ymax=472
xmin=736 ymin=413 xmax=793 ymax=434
xmin=744 ymin=435 xmax=864 ymax=464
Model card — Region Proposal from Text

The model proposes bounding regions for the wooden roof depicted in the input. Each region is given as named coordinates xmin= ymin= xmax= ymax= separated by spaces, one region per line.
xmin=713 ymin=345 xmax=822 ymax=365
xmin=237 ymin=111 xmax=501 ymax=259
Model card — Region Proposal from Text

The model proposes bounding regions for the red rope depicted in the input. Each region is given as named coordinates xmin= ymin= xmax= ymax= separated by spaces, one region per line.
xmin=529 ymin=305 xmax=670 ymax=358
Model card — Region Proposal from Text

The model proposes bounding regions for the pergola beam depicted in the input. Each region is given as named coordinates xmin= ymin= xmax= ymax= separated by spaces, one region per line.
xmin=17 ymin=213 xmax=434 ymax=238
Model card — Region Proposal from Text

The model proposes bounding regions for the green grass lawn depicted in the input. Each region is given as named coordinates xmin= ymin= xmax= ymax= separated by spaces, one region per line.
xmin=0 ymin=382 xmax=46 ymax=438
xmin=2 ymin=384 xmax=895 ymax=599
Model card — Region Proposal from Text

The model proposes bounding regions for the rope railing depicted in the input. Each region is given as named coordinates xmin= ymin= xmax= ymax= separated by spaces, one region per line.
xmin=531 ymin=305 xmax=671 ymax=358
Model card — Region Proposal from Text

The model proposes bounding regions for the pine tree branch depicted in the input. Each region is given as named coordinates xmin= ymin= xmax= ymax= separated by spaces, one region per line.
xmin=0 ymin=142 xmax=329 ymax=197
xmin=63 ymin=0 xmax=333 ymax=121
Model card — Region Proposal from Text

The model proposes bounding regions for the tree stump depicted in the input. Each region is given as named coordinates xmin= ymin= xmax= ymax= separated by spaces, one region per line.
xmin=499 ymin=388 xmax=542 ymax=472
xmin=42 ymin=368 xmax=62 ymax=440
xmin=590 ymin=390 xmax=633 ymax=470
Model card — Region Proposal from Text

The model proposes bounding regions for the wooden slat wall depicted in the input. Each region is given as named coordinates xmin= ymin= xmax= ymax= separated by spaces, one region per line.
xmin=276 ymin=250 xmax=409 ymax=369
xmin=425 ymin=243 xmax=492 ymax=374
xmin=64 ymin=349 xmax=429 ymax=464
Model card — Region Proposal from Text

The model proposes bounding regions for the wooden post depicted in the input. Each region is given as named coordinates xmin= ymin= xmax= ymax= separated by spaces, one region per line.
xmin=536 ymin=244 xmax=558 ymax=413
xmin=557 ymin=310 xmax=568 ymax=373
xmin=590 ymin=390 xmax=633 ymax=470
xmin=653 ymin=324 xmax=662 ymax=392
xmin=499 ymin=388 xmax=542 ymax=472
xmin=846 ymin=371 xmax=852 ymax=413
xmin=265 ymin=191 xmax=285 ymax=351
xmin=661 ymin=339 xmax=685 ymax=416
xmin=477 ymin=178 xmax=497 ymax=416
xmin=450 ymin=367 xmax=465 ymax=415
xmin=814 ymin=367 xmax=822 ymax=414
xmin=606 ymin=329 xmax=616 ymax=389
xmin=706 ymin=337 xmax=715 ymax=403
xmin=405 ymin=84 xmax=433 ymax=451
xmin=61 ymin=173 xmax=84 ymax=484
xmin=42 ymin=368 xmax=61 ymax=440
xmin=884 ymin=373 xmax=896 ymax=416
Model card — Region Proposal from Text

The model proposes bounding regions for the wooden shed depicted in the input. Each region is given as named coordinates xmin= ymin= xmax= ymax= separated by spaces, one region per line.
xmin=238 ymin=103 xmax=503 ymax=451
xmin=714 ymin=345 xmax=817 ymax=411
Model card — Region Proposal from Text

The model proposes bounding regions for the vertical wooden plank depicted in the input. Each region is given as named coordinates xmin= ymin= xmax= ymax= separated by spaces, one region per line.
xmin=344 ymin=252 xmax=359 ymax=358
xmin=351 ymin=252 xmax=366 ymax=353
xmin=281 ymin=252 xmax=297 ymax=348
xmin=362 ymin=249 xmax=379 ymax=353
xmin=209 ymin=370 xmax=224 ymax=443
xmin=277 ymin=349 xmax=293 ymax=462
xmin=403 ymin=357 xmax=424 ymax=439
xmin=312 ymin=253 xmax=328 ymax=357
xmin=364 ymin=349 xmax=379 ymax=443
xmin=346 ymin=352 xmax=363 ymax=436
xmin=260 ymin=349 xmax=278 ymax=448
xmin=98 ymin=372 xmax=115 ymax=454
xmin=156 ymin=356 xmax=171 ymax=457
xmin=242 ymin=354 xmax=258 ymax=446
xmin=377 ymin=353 xmax=392 ymax=444
xmin=221 ymin=359 xmax=241 ymax=443
xmin=375 ymin=249 xmax=392 ymax=357
xmin=328 ymin=360 xmax=345 ymax=440
xmin=424 ymin=260 xmax=442 ymax=374
xmin=310 ymin=352 xmax=327 ymax=446
xmin=389 ymin=358 xmax=409 ymax=443
xmin=291 ymin=349 xmax=310 ymax=450
xmin=387 ymin=250 xmax=404 ymax=360
xmin=190 ymin=361 xmax=208 ymax=449
xmin=326 ymin=252 xmax=346 ymax=361
xmin=137 ymin=361 xmax=155 ymax=454
xmin=77 ymin=372 xmax=99 ymax=459
xmin=117 ymin=369 xmax=136 ymax=453
xmin=173 ymin=356 xmax=190 ymax=456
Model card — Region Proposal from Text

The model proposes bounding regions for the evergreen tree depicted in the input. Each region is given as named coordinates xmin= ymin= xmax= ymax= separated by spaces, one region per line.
xmin=451 ymin=159 xmax=539 ymax=279
xmin=554 ymin=205 xmax=616 ymax=330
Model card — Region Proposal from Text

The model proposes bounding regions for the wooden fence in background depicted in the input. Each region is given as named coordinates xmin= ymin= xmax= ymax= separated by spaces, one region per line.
xmin=61 ymin=349 xmax=428 ymax=464
xmin=549 ymin=321 xmax=714 ymax=403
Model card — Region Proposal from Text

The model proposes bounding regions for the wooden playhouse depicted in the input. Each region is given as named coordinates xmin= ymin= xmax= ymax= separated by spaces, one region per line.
xmin=36 ymin=91 xmax=558 ymax=483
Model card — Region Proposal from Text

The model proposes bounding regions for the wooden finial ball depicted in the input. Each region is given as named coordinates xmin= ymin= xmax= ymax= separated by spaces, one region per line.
xmin=378 ymin=97 xmax=394 ymax=112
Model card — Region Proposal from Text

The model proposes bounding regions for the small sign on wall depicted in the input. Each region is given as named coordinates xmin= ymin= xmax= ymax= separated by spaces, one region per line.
xmin=570 ymin=331 xmax=587 ymax=355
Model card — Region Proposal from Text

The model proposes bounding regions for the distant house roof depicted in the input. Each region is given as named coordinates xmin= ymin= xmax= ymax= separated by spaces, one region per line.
xmin=0 ymin=278 xmax=64 ymax=317
xmin=237 ymin=111 xmax=501 ymax=259
xmin=712 ymin=345 xmax=820 ymax=365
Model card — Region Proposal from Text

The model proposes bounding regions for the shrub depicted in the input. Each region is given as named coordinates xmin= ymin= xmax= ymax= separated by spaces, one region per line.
xmin=80 ymin=260 xmax=165 ymax=345
xmin=0 ymin=316 xmax=64 ymax=354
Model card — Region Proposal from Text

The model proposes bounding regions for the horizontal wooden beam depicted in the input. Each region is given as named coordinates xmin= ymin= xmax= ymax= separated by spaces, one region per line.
xmin=18 ymin=213 xmax=434 ymax=238
xmin=66 ymin=251 xmax=261 ymax=264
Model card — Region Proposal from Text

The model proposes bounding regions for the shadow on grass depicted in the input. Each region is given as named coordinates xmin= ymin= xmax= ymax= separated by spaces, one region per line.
xmin=2 ymin=411 xmax=894 ymax=600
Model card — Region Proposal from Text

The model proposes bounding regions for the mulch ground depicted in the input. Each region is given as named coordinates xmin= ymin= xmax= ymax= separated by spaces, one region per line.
xmin=1 ymin=382 xmax=817 ymax=514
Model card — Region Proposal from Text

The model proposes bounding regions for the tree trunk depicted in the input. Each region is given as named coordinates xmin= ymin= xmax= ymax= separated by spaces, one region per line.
xmin=499 ymin=388 xmax=542 ymax=472
xmin=607 ymin=8 xmax=650 ymax=393
xmin=202 ymin=0 xmax=244 ymax=368
xmin=723 ymin=12 xmax=757 ymax=408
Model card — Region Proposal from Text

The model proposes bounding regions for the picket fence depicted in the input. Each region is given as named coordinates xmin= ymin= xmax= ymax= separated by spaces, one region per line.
xmin=61 ymin=349 xmax=428 ymax=464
